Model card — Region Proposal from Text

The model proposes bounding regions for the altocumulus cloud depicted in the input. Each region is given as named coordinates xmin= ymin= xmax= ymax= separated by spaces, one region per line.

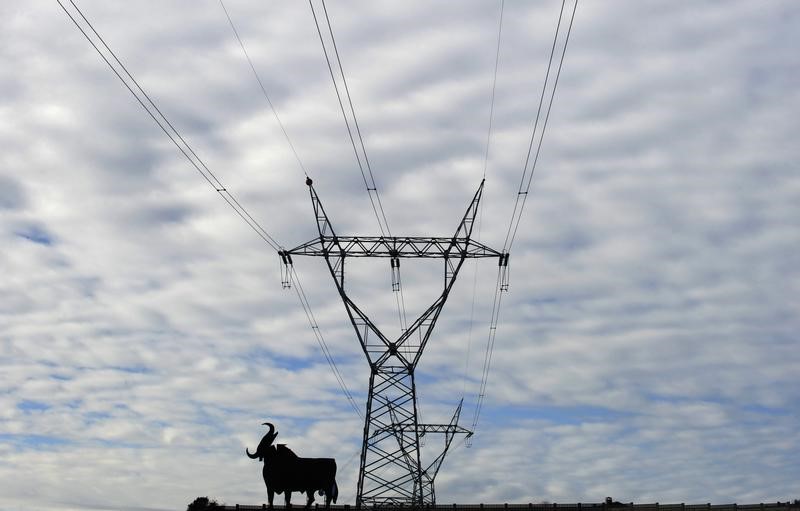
xmin=1 ymin=1 xmax=798 ymax=510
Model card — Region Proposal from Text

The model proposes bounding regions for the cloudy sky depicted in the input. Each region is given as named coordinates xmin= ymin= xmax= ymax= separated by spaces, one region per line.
xmin=1 ymin=1 xmax=799 ymax=510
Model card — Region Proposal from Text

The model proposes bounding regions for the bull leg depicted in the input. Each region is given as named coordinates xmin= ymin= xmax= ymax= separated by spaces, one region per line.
xmin=324 ymin=490 xmax=331 ymax=509
xmin=267 ymin=488 xmax=274 ymax=509
xmin=285 ymin=490 xmax=292 ymax=508
xmin=329 ymin=481 xmax=338 ymax=508
xmin=305 ymin=489 xmax=315 ymax=508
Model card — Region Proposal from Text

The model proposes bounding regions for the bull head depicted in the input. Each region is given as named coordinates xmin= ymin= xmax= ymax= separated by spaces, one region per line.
xmin=246 ymin=422 xmax=278 ymax=461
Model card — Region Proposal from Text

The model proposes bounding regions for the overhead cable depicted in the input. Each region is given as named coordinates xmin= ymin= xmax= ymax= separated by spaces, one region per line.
xmin=482 ymin=0 xmax=505 ymax=180
xmin=59 ymin=0 xmax=363 ymax=419
xmin=502 ymin=0 xmax=578 ymax=253
xmin=472 ymin=0 xmax=578 ymax=436
xmin=470 ymin=265 xmax=506 ymax=434
xmin=310 ymin=0 xmax=410 ymax=335
xmin=308 ymin=0 xmax=392 ymax=239
xmin=218 ymin=0 xmax=309 ymax=179
xmin=217 ymin=0 xmax=362 ymax=419
xmin=57 ymin=0 xmax=283 ymax=252
xmin=462 ymin=0 xmax=505 ymax=399
xmin=321 ymin=0 xmax=392 ymax=239
xmin=291 ymin=267 xmax=363 ymax=419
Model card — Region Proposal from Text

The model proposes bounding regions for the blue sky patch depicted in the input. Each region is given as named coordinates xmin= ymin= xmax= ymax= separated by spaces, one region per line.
xmin=17 ymin=400 xmax=50 ymax=412
xmin=482 ymin=403 xmax=634 ymax=425
xmin=15 ymin=225 xmax=54 ymax=245
xmin=0 ymin=433 xmax=69 ymax=449
xmin=246 ymin=348 xmax=320 ymax=371
xmin=742 ymin=404 xmax=791 ymax=416
xmin=85 ymin=411 xmax=113 ymax=424
xmin=110 ymin=365 xmax=152 ymax=374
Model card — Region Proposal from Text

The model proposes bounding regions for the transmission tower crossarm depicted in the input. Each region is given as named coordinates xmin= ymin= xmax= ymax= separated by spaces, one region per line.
xmin=422 ymin=399 xmax=470 ymax=481
xmin=286 ymin=236 xmax=501 ymax=258
xmin=286 ymin=180 xmax=501 ymax=260
xmin=371 ymin=422 xmax=472 ymax=437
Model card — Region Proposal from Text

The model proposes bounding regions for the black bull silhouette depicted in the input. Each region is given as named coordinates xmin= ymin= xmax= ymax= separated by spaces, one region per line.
xmin=246 ymin=423 xmax=338 ymax=508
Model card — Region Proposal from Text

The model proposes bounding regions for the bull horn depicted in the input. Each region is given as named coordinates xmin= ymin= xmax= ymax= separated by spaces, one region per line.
xmin=262 ymin=422 xmax=277 ymax=442
xmin=245 ymin=447 xmax=259 ymax=459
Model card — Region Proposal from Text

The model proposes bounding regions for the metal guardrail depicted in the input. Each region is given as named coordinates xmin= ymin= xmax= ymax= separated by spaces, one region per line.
xmin=218 ymin=503 xmax=800 ymax=511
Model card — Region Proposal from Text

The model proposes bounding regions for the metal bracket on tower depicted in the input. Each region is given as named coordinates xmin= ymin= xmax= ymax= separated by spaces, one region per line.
xmin=279 ymin=250 xmax=294 ymax=289
xmin=390 ymin=254 xmax=401 ymax=292
xmin=499 ymin=252 xmax=510 ymax=291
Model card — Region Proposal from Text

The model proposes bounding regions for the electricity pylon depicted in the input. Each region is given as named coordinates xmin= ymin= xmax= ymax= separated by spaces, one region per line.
xmin=283 ymin=178 xmax=506 ymax=506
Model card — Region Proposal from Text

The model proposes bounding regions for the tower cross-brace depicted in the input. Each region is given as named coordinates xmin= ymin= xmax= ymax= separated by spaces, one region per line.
xmin=284 ymin=178 xmax=506 ymax=506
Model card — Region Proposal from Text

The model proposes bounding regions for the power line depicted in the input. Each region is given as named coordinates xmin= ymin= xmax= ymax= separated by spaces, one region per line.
xmin=57 ymin=0 xmax=283 ymax=252
xmin=218 ymin=0 xmax=309 ymax=179
xmin=58 ymin=0 xmax=362 ymax=419
xmin=470 ymin=265 xmax=506 ymax=434
xmin=216 ymin=1 xmax=361 ymax=414
xmin=291 ymin=267 xmax=363 ymax=419
xmin=309 ymin=0 xmax=410 ymax=336
xmin=308 ymin=0 xmax=391 ymax=239
xmin=462 ymin=0 xmax=505 ymax=399
xmin=472 ymin=0 xmax=578 ymax=436
xmin=503 ymin=0 xmax=578 ymax=253
xmin=482 ymin=0 xmax=505 ymax=180
xmin=320 ymin=0 xmax=392 ymax=238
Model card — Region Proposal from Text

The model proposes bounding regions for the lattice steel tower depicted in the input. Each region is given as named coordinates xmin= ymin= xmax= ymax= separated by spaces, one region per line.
xmin=283 ymin=178 xmax=505 ymax=506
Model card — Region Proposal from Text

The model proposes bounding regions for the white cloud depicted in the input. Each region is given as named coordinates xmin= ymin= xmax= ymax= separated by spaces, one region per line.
xmin=1 ymin=1 xmax=798 ymax=510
